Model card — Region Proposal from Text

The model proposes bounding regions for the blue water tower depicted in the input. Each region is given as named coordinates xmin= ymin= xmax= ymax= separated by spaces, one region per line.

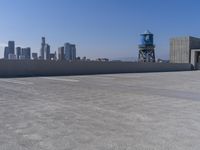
xmin=138 ymin=30 xmax=155 ymax=62
xmin=140 ymin=30 xmax=154 ymax=45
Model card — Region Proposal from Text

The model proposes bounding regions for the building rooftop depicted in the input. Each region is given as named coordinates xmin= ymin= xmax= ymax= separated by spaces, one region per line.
xmin=1 ymin=71 xmax=200 ymax=150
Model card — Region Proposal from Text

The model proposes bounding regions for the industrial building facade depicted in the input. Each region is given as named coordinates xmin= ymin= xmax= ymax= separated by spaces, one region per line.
xmin=170 ymin=36 xmax=200 ymax=69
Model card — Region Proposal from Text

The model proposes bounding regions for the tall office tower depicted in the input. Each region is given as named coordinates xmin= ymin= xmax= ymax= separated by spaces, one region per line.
xmin=58 ymin=47 xmax=65 ymax=60
xmin=64 ymin=43 xmax=70 ymax=60
xmin=26 ymin=47 xmax=31 ymax=59
xmin=21 ymin=47 xmax=31 ymax=60
xmin=70 ymin=44 xmax=76 ymax=61
xmin=44 ymin=44 xmax=50 ymax=60
xmin=8 ymin=41 xmax=15 ymax=54
xmin=4 ymin=47 xmax=9 ymax=59
xmin=40 ymin=37 xmax=45 ymax=59
xmin=64 ymin=43 xmax=76 ymax=61
xmin=16 ymin=47 xmax=22 ymax=59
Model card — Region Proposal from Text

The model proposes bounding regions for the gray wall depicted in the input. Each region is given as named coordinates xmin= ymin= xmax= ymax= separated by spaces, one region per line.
xmin=0 ymin=60 xmax=192 ymax=77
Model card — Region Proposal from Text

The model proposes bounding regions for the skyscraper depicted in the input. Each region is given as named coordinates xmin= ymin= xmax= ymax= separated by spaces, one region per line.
xmin=70 ymin=44 xmax=76 ymax=61
xmin=21 ymin=47 xmax=31 ymax=60
xmin=40 ymin=37 xmax=45 ymax=59
xmin=8 ymin=41 xmax=15 ymax=55
xmin=64 ymin=43 xmax=76 ymax=61
xmin=44 ymin=44 xmax=50 ymax=60
xmin=4 ymin=41 xmax=15 ymax=59
xmin=58 ymin=47 xmax=65 ymax=60
xmin=64 ymin=43 xmax=70 ymax=60
xmin=4 ymin=47 xmax=9 ymax=59
xmin=16 ymin=47 xmax=22 ymax=59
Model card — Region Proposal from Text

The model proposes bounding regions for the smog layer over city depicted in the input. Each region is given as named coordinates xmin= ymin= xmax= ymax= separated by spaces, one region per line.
xmin=0 ymin=0 xmax=200 ymax=150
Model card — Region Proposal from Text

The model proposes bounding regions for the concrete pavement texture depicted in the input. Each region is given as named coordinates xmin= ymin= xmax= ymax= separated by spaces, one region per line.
xmin=0 ymin=71 xmax=200 ymax=150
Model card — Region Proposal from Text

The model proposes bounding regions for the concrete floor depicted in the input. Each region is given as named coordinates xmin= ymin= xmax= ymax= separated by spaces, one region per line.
xmin=0 ymin=71 xmax=200 ymax=150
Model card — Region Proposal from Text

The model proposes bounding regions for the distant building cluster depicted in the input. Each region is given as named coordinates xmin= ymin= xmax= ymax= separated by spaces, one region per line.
xmin=3 ymin=37 xmax=78 ymax=61
xmin=4 ymin=41 xmax=31 ymax=60
xmin=58 ymin=42 xmax=76 ymax=61
xmin=38 ymin=37 xmax=56 ymax=60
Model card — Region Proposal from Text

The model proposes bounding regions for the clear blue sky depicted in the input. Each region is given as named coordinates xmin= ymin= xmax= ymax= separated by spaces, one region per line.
xmin=0 ymin=0 xmax=200 ymax=59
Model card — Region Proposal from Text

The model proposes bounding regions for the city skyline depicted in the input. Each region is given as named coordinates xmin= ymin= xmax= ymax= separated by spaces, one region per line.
xmin=1 ymin=0 xmax=200 ymax=60
xmin=3 ymin=37 xmax=77 ymax=61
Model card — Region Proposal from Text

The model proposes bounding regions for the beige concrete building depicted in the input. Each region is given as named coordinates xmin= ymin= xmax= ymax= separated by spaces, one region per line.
xmin=170 ymin=36 xmax=200 ymax=69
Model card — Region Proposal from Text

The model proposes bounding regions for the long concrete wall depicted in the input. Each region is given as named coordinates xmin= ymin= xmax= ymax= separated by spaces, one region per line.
xmin=0 ymin=60 xmax=192 ymax=77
